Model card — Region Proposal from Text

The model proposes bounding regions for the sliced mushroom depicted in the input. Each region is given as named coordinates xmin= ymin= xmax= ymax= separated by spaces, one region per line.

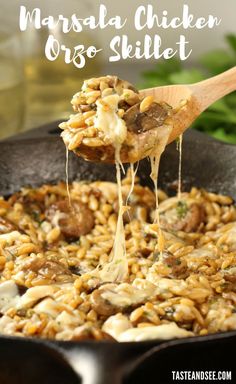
xmin=178 ymin=203 xmax=205 ymax=232
xmin=160 ymin=251 xmax=188 ymax=279
xmin=90 ymin=282 xmax=157 ymax=316
xmin=123 ymin=102 xmax=170 ymax=133
xmin=21 ymin=256 xmax=73 ymax=283
xmin=159 ymin=199 xmax=205 ymax=233
xmin=222 ymin=266 xmax=236 ymax=283
xmin=46 ymin=200 xmax=94 ymax=240
xmin=90 ymin=285 xmax=118 ymax=316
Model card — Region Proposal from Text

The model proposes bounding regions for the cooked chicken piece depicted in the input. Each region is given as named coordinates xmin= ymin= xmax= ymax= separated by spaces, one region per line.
xmin=102 ymin=313 xmax=132 ymax=339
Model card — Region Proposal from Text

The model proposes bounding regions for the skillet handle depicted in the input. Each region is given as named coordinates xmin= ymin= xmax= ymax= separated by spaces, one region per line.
xmin=61 ymin=333 xmax=236 ymax=384
xmin=61 ymin=342 xmax=149 ymax=384
xmin=65 ymin=348 xmax=121 ymax=384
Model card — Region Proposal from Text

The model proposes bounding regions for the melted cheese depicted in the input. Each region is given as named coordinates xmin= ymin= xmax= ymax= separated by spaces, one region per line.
xmin=126 ymin=162 xmax=139 ymax=207
xmin=0 ymin=281 xmax=20 ymax=312
xmin=149 ymin=124 xmax=172 ymax=253
xmin=91 ymin=99 xmax=172 ymax=280
xmin=94 ymin=95 xmax=127 ymax=145
xmin=99 ymin=152 xmax=128 ymax=282
xmin=101 ymin=280 xmax=157 ymax=307
xmin=177 ymin=134 xmax=183 ymax=200
xmin=118 ymin=322 xmax=193 ymax=342
xmin=34 ymin=298 xmax=61 ymax=318
xmin=93 ymin=95 xmax=128 ymax=282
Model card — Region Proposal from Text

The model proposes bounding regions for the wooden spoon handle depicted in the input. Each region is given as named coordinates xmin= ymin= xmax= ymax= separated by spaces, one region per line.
xmin=190 ymin=66 xmax=236 ymax=111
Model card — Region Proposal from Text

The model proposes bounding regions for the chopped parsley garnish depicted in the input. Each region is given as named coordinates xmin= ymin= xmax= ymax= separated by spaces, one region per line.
xmin=153 ymin=251 xmax=160 ymax=261
xmin=32 ymin=210 xmax=41 ymax=223
xmin=175 ymin=259 xmax=182 ymax=265
xmin=176 ymin=201 xmax=188 ymax=219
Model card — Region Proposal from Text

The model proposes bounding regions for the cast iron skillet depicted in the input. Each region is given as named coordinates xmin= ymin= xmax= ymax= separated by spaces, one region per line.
xmin=1 ymin=123 xmax=236 ymax=384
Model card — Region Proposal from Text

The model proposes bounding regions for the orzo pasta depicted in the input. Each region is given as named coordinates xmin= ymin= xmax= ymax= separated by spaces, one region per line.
xmin=0 ymin=172 xmax=236 ymax=342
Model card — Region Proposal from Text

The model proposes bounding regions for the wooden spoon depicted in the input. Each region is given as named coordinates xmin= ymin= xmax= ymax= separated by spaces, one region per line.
xmin=66 ymin=67 xmax=236 ymax=163
xmin=140 ymin=66 xmax=236 ymax=144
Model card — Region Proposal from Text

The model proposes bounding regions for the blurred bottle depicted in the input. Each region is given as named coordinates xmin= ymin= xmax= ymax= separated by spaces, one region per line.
xmin=23 ymin=27 xmax=101 ymax=129
xmin=0 ymin=29 xmax=25 ymax=139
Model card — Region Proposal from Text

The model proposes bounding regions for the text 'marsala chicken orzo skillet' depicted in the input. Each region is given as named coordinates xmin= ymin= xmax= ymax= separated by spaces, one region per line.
xmin=1 ymin=124 xmax=236 ymax=383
